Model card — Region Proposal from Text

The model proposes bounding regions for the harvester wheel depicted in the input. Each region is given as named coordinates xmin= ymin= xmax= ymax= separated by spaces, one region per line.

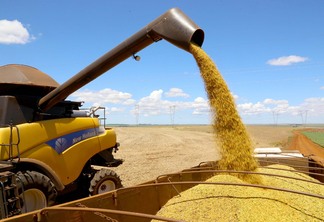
xmin=17 ymin=171 xmax=57 ymax=213
xmin=89 ymin=168 xmax=122 ymax=195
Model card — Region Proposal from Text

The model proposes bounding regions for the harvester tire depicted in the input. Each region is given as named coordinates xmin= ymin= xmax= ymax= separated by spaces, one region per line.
xmin=89 ymin=168 xmax=122 ymax=195
xmin=17 ymin=171 xmax=57 ymax=213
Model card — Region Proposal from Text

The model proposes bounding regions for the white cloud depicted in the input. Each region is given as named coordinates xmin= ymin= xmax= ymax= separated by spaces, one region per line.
xmin=191 ymin=97 xmax=210 ymax=115
xmin=263 ymin=98 xmax=288 ymax=105
xmin=138 ymin=90 xmax=163 ymax=107
xmin=238 ymin=102 xmax=270 ymax=115
xmin=70 ymin=87 xmax=324 ymax=124
xmin=193 ymin=97 xmax=206 ymax=104
xmin=0 ymin=19 xmax=34 ymax=44
xmin=300 ymin=97 xmax=324 ymax=114
xmin=146 ymin=89 xmax=163 ymax=101
xmin=110 ymin=107 xmax=124 ymax=112
xmin=137 ymin=90 xmax=171 ymax=116
xmin=231 ymin=92 xmax=239 ymax=100
xmin=238 ymin=99 xmax=291 ymax=115
xmin=238 ymin=97 xmax=324 ymax=121
xmin=134 ymin=92 xmax=210 ymax=117
xmin=320 ymin=86 xmax=324 ymax=90
xmin=70 ymin=88 xmax=135 ymax=105
xmin=164 ymin=88 xmax=189 ymax=98
xmin=267 ymin=55 xmax=308 ymax=66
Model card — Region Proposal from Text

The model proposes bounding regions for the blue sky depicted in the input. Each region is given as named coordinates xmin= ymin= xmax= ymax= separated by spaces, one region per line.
xmin=1 ymin=1 xmax=323 ymax=125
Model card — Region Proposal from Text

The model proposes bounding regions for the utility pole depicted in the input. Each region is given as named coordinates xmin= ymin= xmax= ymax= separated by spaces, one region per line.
xmin=170 ymin=105 xmax=176 ymax=127
xmin=299 ymin=110 xmax=308 ymax=125
xmin=272 ymin=110 xmax=279 ymax=126
xmin=135 ymin=104 xmax=140 ymax=125
xmin=300 ymin=110 xmax=304 ymax=125
xmin=305 ymin=110 xmax=308 ymax=125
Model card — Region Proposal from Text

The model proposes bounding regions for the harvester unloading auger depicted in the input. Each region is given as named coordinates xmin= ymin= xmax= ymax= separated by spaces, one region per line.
xmin=0 ymin=8 xmax=204 ymax=218
xmin=37 ymin=8 xmax=204 ymax=113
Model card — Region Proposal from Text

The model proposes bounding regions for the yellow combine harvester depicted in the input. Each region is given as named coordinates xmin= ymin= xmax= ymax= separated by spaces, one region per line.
xmin=0 ymin=8 xmax=204 ymax=218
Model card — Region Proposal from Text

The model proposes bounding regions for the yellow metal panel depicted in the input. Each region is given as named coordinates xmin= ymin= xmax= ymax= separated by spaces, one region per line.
xmin=21 ymin=138 xmax=101 ymax=185
xmin=0 ymin=117 xmax=116 ymax=185
xmin=97 ymin=127 xmax=117 ymax=151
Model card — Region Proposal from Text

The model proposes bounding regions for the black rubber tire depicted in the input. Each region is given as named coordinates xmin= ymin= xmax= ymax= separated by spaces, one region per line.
xmin=17 ymin=171 xmax=57 ymax=213
xmin=89 ymin=168 xmax=122 ymax=195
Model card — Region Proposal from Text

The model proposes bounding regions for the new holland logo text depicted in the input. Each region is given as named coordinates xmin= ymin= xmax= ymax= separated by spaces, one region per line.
xmin=46 ymin=128 xmax=98 ymax=154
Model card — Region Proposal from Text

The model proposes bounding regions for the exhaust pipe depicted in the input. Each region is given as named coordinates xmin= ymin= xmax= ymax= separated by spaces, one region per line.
xmin=38 ymin=8 xmax=204 ymax=112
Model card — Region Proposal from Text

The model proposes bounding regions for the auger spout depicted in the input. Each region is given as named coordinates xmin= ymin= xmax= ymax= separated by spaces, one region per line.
xmin=38 ymin=7 xmax=204 ymax=112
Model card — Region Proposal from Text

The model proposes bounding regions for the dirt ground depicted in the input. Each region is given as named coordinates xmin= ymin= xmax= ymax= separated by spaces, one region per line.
xmin=112 ymin=125 xmax=307 ymax=187
xmin=287 ymin=129 xmax=324 ymax=167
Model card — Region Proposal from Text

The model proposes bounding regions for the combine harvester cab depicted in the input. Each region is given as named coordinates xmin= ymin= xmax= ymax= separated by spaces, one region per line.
xmin=0 ymin=7 xmax=204 ymax=219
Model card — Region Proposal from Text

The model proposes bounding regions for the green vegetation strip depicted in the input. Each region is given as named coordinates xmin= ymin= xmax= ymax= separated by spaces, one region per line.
xmin=302 ymin=131 xmax=324 ymax=147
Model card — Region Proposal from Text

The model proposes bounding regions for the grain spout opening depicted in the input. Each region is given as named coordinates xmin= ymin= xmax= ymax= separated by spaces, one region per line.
xmin=190 ymin=29 xmax=204 ymax=47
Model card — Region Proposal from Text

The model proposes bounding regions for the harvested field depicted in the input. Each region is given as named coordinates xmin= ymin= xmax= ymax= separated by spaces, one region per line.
xmin=112 ymin=125 xmax=300 ymax=187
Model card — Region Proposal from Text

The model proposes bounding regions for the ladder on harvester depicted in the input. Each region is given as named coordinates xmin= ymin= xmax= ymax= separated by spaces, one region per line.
xmin=0 ymin=169 xmax=21 ymax=218
xmin=0 ymin=123 xmax=22 ymax=219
